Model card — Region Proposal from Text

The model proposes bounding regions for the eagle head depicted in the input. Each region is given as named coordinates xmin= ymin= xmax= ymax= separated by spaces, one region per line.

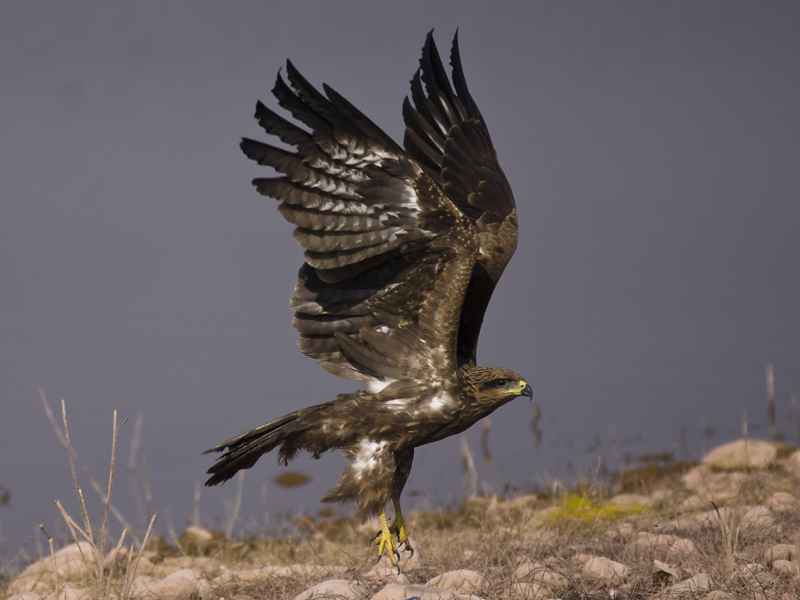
xmin=460 ymin=366 xmax=533 ymax=402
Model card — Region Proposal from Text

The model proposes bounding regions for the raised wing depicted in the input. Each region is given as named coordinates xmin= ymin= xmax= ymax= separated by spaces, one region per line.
xmin=403 ymin=31 xmax=519 ymax=366
xmin=241 ymin=50 xmax=479 ymax=391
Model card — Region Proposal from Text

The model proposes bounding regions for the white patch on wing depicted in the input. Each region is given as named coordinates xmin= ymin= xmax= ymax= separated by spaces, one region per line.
xmin=376 ymin=325 xmax=390 ymax=334
xmin=428 ymin=392 xmax=455 ymax=411
xmin=384 ymin=399 xmax=406 ymax=410
xmin=352 ymin=439 xmax=387 ymax=476
xmin=366 ymin=377 xmax=395 ymax=393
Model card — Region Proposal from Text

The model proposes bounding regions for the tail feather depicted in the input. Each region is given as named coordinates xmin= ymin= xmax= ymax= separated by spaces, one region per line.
xmin=204 ymin=404 xmax=329 ymax=486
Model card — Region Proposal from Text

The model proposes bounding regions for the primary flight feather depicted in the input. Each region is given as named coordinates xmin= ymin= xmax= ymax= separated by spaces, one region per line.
xmin=205 ymin=31 xmax=531 ymax=563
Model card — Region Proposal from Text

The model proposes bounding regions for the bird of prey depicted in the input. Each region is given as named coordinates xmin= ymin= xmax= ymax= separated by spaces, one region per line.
xmin=205 ymin=31 xmax=531 ymax=564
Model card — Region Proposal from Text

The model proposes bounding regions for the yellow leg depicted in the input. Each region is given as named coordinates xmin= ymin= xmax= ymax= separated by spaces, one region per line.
xmin=390 ymin=497 xmax=410 ymax=548
xmin=374 ymin=512 xmax=400 ymax=565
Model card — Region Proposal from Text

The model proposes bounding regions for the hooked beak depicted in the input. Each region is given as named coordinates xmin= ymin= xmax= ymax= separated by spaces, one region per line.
xmin=518 ymin=380 xmax=533 ymax=399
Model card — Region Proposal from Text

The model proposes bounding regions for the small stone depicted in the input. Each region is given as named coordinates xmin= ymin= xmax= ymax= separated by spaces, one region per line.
xmin=766 ymin=491 xmax=799 ymax=513
xmin=663 ymin=573 xmax=713 ymax=594
xmin=294 ymin=579 xmax=361 ymax=600
xmin=652 ymin=559 xmax=681 ymax=582
xmin=765 ymin=544 xmax=800 ymax=566
xmin=702 ymin=439 xmax=776 ymax=469
xmin=426 ymin=570 xmax=483 ymax=593
xmin=582 ymin=556 xmax=629 ymax=585
xmin=507 ymin=582 xmax=548 ymax=600
xmin=771 ymin=560 xmax=800 ymax=579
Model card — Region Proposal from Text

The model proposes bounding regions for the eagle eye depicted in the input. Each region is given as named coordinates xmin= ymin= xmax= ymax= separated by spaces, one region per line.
xmin=493 ymin=378 xmax=510 ymax=388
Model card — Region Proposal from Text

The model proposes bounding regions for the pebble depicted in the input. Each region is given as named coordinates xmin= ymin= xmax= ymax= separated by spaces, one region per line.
xmin=764 ymin=543 xmax=800 ymax=565
xmin=660 ymin=572 xmax=712 ymax=595
xmin=294 ymin=579 xmax=362 ymax=600
xmin=771 ymin=559 xmax=800 ymax=579
xmin=425 ymin=570 xmax=483 ymax=593
xmin=133 ymin=568 xmax=203 ymax=600
xmin=512 ymin=561 xmax=567 ymax=590
xmin=582 ymin=556 xmax=629 ymax=585
xmin=506 ymin=582 xmax=549 ymax=600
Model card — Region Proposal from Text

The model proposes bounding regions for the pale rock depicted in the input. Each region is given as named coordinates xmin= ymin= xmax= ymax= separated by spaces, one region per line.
xmin=213 ymin=564 xmax=347 ymax=585
xmin=628 ymin=532 xmax=676 ymax=552
xmin=765 ymin=543 xmax=800 ymax=566
xmin=702 ymin=439 xmax=776 ymax=469
xmin=159 ymin=555 xmax=221 ymax=578
xmin=662 ymin=506 xmax=737 ymax=533
xmin=610 ymin=493 xmax=654 ymax=509
xmin=766 ymin=491 xmax=799 ymax=513
xmin=133 ymin=569 xmax=203 ymax=600
xmin=651 ymin=489 xmax=673 ymax=503
xmin=739 ymin=562 xmax=775 ymax=588
xmin=46 ymin=583 xmax=92 ymax=600
xmin=9 ymin=543 xmax=96 ymax=594
xmin=703 ymin=592 xmax=737 ymax=600
xmin=506 ymin=582 xmax=549 ymax=600
xmin=740 ymin=505 xmax=776 ymax=532
xmin=668 ymin=538 xmax=697 ymax=558
xmin=363 ymin=569 xmax=410 ymax=586
xmin=370 ymin=583 xmax=406 ymax=600
xmin=661 ymin=573 xmax=712 ymax=594
xmin=614 ymin=523 xmax=634 ymax=537
xmin=294 ymin=579 xmax=361 ymax=600
xmin=782 ymin=449 xmax=800 ymax=476
xmin=426 ymin=570 xmax=483 ymax=593
xmin=582 ymin=556 xmax=629 ymax=585
xmin=129 ymin=555 xmax=155 ymax=576
xmin=398 ymin=584 xmax=483 ymax=599
xmin=8 ymin=593 xmax=44 ymax=600
xmin=178 ymin=526 xmax=225 ymax=553
xmin=652 ymin=559 xmax=681 ymax=582
xmin=681 ymin=465 xmax=745 ymax=499
xmin=196 ymin=577 xmax=214 ymax=599
xmin=771 ymin=560 xmax=800 ymax=579
xmin=513 ymin=561 xmax=567 ymax=590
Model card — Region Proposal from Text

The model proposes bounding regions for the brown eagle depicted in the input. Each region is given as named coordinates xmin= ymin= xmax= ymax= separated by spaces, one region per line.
xmin=205 ymin=31 xmax=531 ymax=563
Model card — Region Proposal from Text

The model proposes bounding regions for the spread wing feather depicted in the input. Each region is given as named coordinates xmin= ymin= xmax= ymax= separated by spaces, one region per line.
xmin=242 ymin=32 xmax=517 ymax=390
xmin=403 ymin=31 xmax=519 ymax=365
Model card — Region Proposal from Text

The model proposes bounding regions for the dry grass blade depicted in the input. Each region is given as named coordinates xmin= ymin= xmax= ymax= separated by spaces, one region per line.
xmin=37 ymin=525 xmax=58 ymax=600
xmin=225 ymin=471 xmax=245 ymax=538
xmin=122 ymin=513 xmax=157 ymax=600
xmin=38 ymin=389 xmax=140 ymax=546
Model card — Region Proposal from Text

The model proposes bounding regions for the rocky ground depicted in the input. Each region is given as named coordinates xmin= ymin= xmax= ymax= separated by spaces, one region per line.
xmin=3 ymin=438 xmax=800 ymax=600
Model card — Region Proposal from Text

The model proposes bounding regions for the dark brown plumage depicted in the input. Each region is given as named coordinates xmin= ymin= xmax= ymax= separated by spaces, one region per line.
xmin=205 ymin=31 xmax=531 ymax=562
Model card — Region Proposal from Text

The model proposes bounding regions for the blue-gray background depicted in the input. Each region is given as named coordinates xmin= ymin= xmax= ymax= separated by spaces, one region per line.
xmin=2 ymin=2 xmax=799 ymax=563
